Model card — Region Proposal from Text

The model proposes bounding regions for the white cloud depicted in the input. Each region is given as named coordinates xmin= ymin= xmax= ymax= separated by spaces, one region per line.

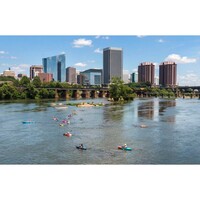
xmin=153 ymin=62 xmax=159 ymax=69
xmin=102 ymin=36 xmax=109 ymax=40
xmin=0 ymin=51 xmax=7 ymax=54
xmin=178 ymin=73 xmax=200 ymax=86
xmin=73 ymin=38 xmax=92 ymax=48
xmin=123 ymin=70 xmax=130 ymax=74
xmin=18 ymin=64 xmax=30 ymax=68
xmin=74 ymin=62 xmax=87 ymax=67
xmin=0 ymin=63 xmax=10 ymax=67
xmin=165 ymin=54 xmax=197 ymax=64
xmin=95 ymin=36 xmax=109 ymax=40
xmin=10 ymin=64 xmax=30 ymax=75
xmin=136 ymin=35 xmax=146 ymax=38
xmin=158 ymin=39 xmax=164 ymax=43
xmin=132 ymin=68 xmax=138 ymax=72
xmin=94 ymin=48 xmax=103 ymax=54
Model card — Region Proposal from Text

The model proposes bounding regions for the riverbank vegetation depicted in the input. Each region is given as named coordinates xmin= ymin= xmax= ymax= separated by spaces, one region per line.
xmin=0 ymin=75 xmax=179 ymax=101
xmin=109 ymin=77 xmax=176 ymax=102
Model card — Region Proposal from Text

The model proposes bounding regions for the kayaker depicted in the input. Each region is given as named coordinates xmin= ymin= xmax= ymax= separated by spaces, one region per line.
xmin=123 ymin=144 xmax=127 ymax=148
xmin=80 ymin=144 xmax=83 ymax=148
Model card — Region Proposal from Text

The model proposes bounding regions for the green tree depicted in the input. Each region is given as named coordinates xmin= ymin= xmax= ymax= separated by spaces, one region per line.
xmin=48 ymin=89 xmax=56 ymax=98
xmin=39 ymin=88 xmax=49 ymax=98
xmin=0 ymin=83 xmax=19 ymax=99
xmin=19 ymin=76 xmax=30 ymax=87
xmin=109 ymin=77 xmax=135 ymax=101
xmin=32 ymin=76 xmax=42 ymax=88
xmin=159 ymin=89 xmax=168 ymax=97
xmin=26 ymin=84 xmax=39 ymax=99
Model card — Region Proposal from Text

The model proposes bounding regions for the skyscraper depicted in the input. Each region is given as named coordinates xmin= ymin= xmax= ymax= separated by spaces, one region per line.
xmin=42 ymin=54 xmax=66 ymax=82
xmin=138 ymin=62 xmax=155 ymax=85
xmin=159 ymin=61 xmax=177 ymax=87
xmin=131 ymin=72 xmax=138 ymax=83
xmin=103 ymin=47 xmax=123 ymax=84
xmin=66 ymin=67 xmax=76 ymax=84
xmin=80 ymin=69 xmax=102 ymax=85
xmin=30 ymin=65 xmax=43 ymax=80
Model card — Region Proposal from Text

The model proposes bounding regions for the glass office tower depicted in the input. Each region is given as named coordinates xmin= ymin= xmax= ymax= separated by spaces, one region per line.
xmin=42 ymin=54 xmax=66 ymax=82
xmin=103 ymin=47 xmax=123 ymax=84
xmin=80 ymin=69 xmax=102 ymax=85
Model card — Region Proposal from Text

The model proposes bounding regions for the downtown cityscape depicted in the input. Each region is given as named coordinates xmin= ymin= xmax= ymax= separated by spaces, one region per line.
xmin=1 ymin=36 xmax=200 ymax=164
xmin=0 ymin=36 xmax=200 ymax=86
xmin=0 ymin=47 xmax=178 ymax=87
xmin=1 ymin=0 xmax=200 ymax=199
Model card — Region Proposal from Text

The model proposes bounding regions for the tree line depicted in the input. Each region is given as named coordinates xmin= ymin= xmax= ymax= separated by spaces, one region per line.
xmin=0 ymin=76 xmax=82 ymax=100
xmin=109 ymin=77 xmax=176 ymax=101
xmin=0 ymin=76 xmax=176 ymax=101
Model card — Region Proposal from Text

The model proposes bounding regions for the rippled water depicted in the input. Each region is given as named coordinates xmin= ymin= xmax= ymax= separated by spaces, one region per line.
xmin=1 ymin=98 xmax=200 ymax=164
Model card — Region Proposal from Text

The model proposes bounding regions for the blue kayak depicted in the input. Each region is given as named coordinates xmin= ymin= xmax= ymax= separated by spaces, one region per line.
xmin=118 ymin=146 xmax=132 ymax=151
xmin=22 ymin=121 xmax=34 ymax=124
xmin=76 ymin=146 xmax=87 ymax=150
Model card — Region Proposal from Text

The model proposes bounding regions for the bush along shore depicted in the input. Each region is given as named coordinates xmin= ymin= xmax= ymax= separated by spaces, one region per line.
xmin=0 ymin=76 xmax=182 ymax=101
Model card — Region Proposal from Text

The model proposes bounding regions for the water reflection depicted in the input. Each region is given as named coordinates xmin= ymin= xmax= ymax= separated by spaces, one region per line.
xmin=103 ymin=104 xmax=124 ymax=121
xmin=137 ymin=101 xmax=154 ymax=119
xmin=159 ymin=100 xmax=176 ymax=123
xmin=2 ymin=98 xmax=200 ymax=164
xmin=159 ymin=100 xmax=176 ymax=114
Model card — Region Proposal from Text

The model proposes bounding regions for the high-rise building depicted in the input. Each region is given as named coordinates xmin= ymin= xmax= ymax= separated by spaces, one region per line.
xmin=77 ymin=74 xmax=86 ymax=85
xmin=154 ymin=76 xmax=159 ymax=86
xmin=80 ymin=69 xmax=102 ymax=85
xmin=159 ymin=61 xmax=177 ymax=87
xmin=42 ymin=54 xmax=66 ymax=82
xmin=103 ymin=47 xmax=123 ymax=84
xmin=138 ymin=62 xmax=155 ymax=85
xmin=131 ymin=72 xmax=138 ymax=83
xmin=66 ymin=67 xmax=76 ymax=84
xmin=38 ymin=73 xmax=53 ymax=83
xmin=30 ymin=65 xmax=43 ymax=80
xmin=123 ymin=72 xmax=130 ymax=84
xmin=3 ymin=69 xmax=15 ymax=77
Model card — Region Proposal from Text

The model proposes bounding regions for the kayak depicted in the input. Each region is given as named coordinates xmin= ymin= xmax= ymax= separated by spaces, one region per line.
xmin=118 ymin=146 xmax=132 ymax=151
xmin=63 ymin=132 xmax=72 ymax=137
xmin=76 ymin=146 xmax=87 ymax=150
xmin=22 ymin=121 xmax=34 ymax=124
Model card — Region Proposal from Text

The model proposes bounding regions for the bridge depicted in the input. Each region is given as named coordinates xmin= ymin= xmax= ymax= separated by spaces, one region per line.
xmin=178 ymin=86 xmax=200 ymax=91
xmin=17 ymin=86 xmax=200 ymax=99
xmin=42 ymin=87 xmax=110 ymax=99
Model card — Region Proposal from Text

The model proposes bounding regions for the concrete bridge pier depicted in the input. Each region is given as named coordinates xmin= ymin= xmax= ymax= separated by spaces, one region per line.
xmin=55 ymin=89 xmax=59 ymax=99
xmin=99 ymin=91 xmax=106 ymax=98
xmin=74 ymin=90 xmax=81 ymax=99
xmin=81 ymin=90 xmax=90 ymax=98
xmin=65 ymin=90 xmax=70 ymax=99
xmin=91 ymin=90 xmax=98 ymax=98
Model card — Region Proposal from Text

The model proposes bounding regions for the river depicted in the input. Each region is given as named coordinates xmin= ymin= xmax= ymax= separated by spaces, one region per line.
xmin=0 ymin=97 xmax=200 ymax=164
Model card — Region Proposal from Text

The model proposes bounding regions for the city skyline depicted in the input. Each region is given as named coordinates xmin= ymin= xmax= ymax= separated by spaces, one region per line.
xmin=0 ymin=35 xmax=200 ymax=86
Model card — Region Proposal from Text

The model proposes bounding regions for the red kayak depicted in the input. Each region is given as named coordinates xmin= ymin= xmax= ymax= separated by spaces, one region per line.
xmin=63 ymin=132 xmax=72 ymax=137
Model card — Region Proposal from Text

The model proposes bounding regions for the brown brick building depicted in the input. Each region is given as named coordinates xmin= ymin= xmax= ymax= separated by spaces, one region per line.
xmin=138 ymin=62 xmax=155 ymax=85
xmin=159 ymin=62 xmax=177 ymax=87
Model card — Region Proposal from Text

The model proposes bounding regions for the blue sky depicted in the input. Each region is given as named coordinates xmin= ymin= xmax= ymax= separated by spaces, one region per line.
xmin=0 ymin=35 xmax=200 ymax=86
